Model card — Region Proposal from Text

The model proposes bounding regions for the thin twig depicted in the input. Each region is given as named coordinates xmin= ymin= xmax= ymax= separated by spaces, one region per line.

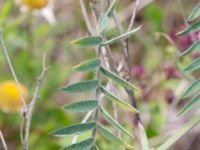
xmin=0 ymin=31 xmax=28 ymax=145
xmin=128 ymin=0 xmax=140 ymax=32
xmin=108 ymin=0 xmax=140 ymax=125
xmin=79 ymin=0 xmax=94 ymax=35
xmin=0 ymin=130 xmax=8 ymax=150
xmin=0 ymin=32 xmax=27 ymax=111
xmin=23 ymin=54 xmax=48 ymax=150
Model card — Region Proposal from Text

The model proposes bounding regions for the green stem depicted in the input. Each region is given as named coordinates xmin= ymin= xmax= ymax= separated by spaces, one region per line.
xmin=92 ymin=46 xmax=102 ymax=138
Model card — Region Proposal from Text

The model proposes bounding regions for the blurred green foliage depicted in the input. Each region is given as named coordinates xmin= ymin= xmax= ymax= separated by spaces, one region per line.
xmin=0 ymin=0 xmax=198 ymax=149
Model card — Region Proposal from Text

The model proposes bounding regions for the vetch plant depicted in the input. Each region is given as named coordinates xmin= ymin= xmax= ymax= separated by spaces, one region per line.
xmin=157 ymin=2 xmax=200 ymax=150
xmin=51 ymin=0 xmax=148 ymax=149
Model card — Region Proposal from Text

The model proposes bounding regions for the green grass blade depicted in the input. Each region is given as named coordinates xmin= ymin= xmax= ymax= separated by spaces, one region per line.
xmin=183 ymin=57 xmax=200 ymax=72
xmin=102 ymin=26 xmax=141 ymax=46
xmin=187 ymin=3 xmax=200 ymax=21
xmin=60 ymin=80 xmax=99 ymax=93
xmin=62 ymin=100 xmax=98 ymax=113
xmin=100 ymin=106 xmax=134 ymax=138
xmin=100 ymin=67 xmax=139 ymax=90
xmin=98 ymin=124 xmax=134 ymax=149
xmin=71 ymin=36 xmax=103 ymax=48
xmin=51 ymin=122 xmax=97 ymax=137
xmin=157 ymin=114 xmax=200 ymax=150
xmin=179 ymin=40 xmax=200 ymax=56
xmin=100 ymin=86 xmax=139 ymax=113
xmin=178 ymin=94 xmax=200 ymax=116
xmin=181 ymin=78 xmax=200 ymax=99
xmin=177 ymin=21 xmax=200 ymax=36
xmin=61 ymin=138 xmax=95 ymax=150
xmin=138 ymin=123 xmax=149 ymax=150
xmin=106 ymin=0 xmax=118 ymax=17
xmin=73 ymin=58 xmax=101 ymax=72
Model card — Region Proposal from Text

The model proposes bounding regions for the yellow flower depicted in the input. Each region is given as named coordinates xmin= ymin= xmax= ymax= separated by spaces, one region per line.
xmin=20 ymin=0 xmax=48 ymax=9
xmin=0 ymin=81 xmax=28 ymax=112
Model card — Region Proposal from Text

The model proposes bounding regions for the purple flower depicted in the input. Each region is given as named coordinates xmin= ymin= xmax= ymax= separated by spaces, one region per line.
xmin=164 ymin=89 xmax=175 ymax=104
xmin=164 ymin=64 xmax=180 ymax=80
xmin=191 ymin=52 xmax=200 ymax=59
xmin=131 ymin=65 xmax=148 ymax=80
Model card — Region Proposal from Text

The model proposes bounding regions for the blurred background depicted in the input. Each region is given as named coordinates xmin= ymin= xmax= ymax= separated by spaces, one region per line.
xmin=0 ymin=0 xmax=200 ymax=149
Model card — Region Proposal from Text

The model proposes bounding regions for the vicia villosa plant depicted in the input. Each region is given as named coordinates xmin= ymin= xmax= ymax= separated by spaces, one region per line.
xmin=51 ymin=0 xmax=146 ymax=149
xmin=157 ymin=2 xmax=200 ymax=150
xmin=51 ymin=1 xmax=200 ymax=150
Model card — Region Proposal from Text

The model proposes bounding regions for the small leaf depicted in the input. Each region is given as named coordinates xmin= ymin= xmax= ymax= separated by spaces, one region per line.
xmin=138 ymin=123 xmax=149 ymax=150
xmin=157 ymin=114 xmax=200 ymax=150
xmin=177 ymin=21 xmax=200 ymax=36
xmin=61 ymin=138 xmax=95 ymax=150
xmin=106 ymin=0 xmax=118 ymax=17
xmin=178 ymin=94 xmax=200 ymax=116
xmin=98 ymin=13 xmax=110 ymax=32
xmin=181 ymin=78 xmax=200 ymax=98
xmin=100 ymin=86 xmax=139 ymax=113
xmin=72 ymin=36 xmax=103 ymax=48
xmin=60 ymin=80 xmax=99 ymax=93
xmin=183 ymin=57 xmax=200 ymax=72
xmin=62 ymin=100 xmax=98 ymax=113
xmin=187 ymin=3 xmax=200 ymax=21
xmin=98 ymin=124 xmax=134 ymax=149
xmin=100 ymin=106 xmax=134 ymax=138
xmin=73 ymin=58 xmax=101 ymax=72
xmin=100 ymin=67 xmax=139 ymax=90
xmin=180 ymin=40 xmax=200 ymax=56
xmin=98 ymin=0 xmax=118 ymax=32
xmin=102 ymin=26 xmax=141 ymax=46
xmin=51 ymin=122 xmax=97 ymax=137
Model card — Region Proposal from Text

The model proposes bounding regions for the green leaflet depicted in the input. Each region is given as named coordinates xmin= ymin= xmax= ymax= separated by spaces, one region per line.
xmin=98 ymin=0 xmax=118 ymax=32
xmin=138 ymin=123 xmax=149 ymax=150
xmin=106 ymin=0 xmax=118 ymax=17
xmin=100 ymin=67 xmax=139 ymax=90
xmin=98 ymin=13 xmax=110 ymax=32
xmin=177 ymin=21 xmax=200 ymax=36
xmin=179 ymin=40 xmax=200 ymax=56
xmin=102 ymin=26 xmax=141 ymax=46
xmin=60 ymin=80 xmax=99 ymax=93
xmin=178 ymin=94 xmax=200 ymax=116
xmin=100 ymin=106 xmax=134 ymax=138
xmin=61 ymin=138 xmax=95 ymax=150
xmin=181 ymin=78 xmax=200 ymax=99
xmin=71 ymin=36 xmax=103 ymax=48
xmin=183 ymin=57 xmax=200 ymax=72
xmin=51 ymin=122 xmax=96 ymax=137
xmin=62 ymin=100 xmax=98 ymax=113
xmin=73 ymin=58 xmax=101 ymax=72
xmin=100 ymin=86 xmax=139 ymax=113
xmin=187 ymin=3 xmax=200 ymax=22
xmin=157 ymin=114 xmax=200 ymax=150
xmin=98 ymin=124 xmax=134 ymax=149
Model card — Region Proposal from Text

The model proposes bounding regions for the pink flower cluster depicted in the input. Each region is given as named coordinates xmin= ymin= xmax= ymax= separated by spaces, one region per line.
xmin=169 ymin=25 xmax=200 ymax=54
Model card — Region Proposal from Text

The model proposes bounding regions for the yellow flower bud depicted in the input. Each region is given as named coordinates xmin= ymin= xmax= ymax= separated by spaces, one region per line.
xmin=0 ymin=81 xmax=28 ymax=112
